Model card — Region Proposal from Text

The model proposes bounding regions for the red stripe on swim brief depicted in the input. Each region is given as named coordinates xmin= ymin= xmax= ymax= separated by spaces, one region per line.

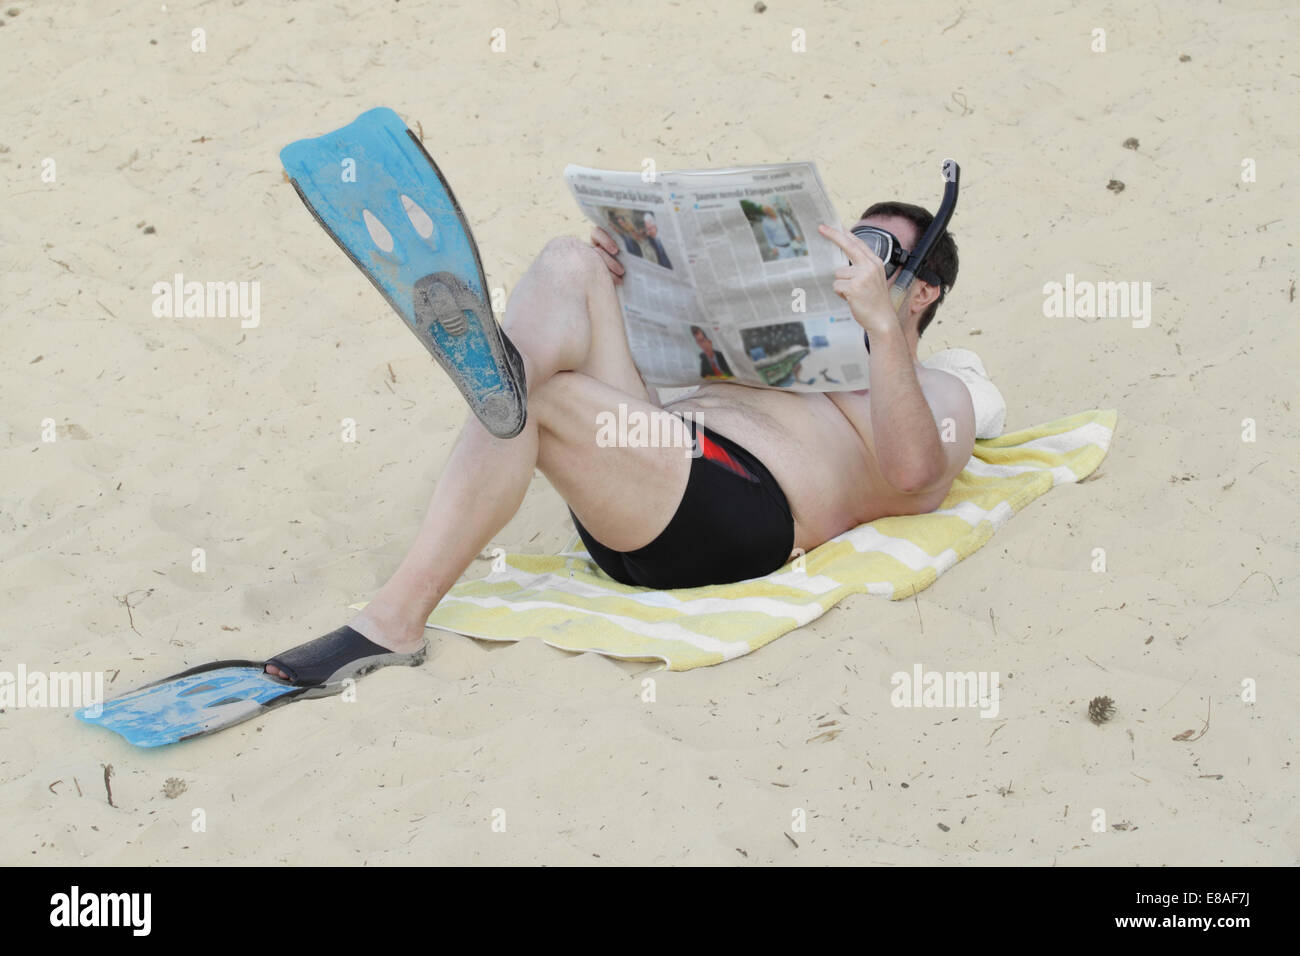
xmin=695 ymin=430 xmax=756 ymax=481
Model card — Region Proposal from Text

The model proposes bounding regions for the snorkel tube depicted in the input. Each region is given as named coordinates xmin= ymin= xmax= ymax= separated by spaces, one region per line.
xmin=889 ymin=158 xmax=960 ymax=312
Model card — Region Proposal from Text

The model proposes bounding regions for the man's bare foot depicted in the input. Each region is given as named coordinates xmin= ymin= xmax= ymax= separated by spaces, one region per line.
xmin=263 ymin=610 xmax=428 ymax=681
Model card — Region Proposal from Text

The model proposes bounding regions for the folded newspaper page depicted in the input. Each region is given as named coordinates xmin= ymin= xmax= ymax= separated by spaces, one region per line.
xmin=564 ymin=162 xmax=869 ymax=392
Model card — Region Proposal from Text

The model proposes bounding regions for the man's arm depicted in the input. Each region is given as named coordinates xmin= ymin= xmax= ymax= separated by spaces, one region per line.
xmin=864 ymin=329 xmax=975 ymax=494
xmin=818 ymin=223 xmax=976 ymax=497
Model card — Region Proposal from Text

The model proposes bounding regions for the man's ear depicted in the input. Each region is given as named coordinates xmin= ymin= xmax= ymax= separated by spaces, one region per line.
xmin=909 ymin=280 xmax=941 ymax=323
xmin=914 ymin=279 xmax=942 ymax=310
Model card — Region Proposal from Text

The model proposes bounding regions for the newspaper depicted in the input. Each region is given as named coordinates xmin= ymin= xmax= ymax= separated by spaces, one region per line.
xmin=564 ymin=162 xmax=869 ymax=392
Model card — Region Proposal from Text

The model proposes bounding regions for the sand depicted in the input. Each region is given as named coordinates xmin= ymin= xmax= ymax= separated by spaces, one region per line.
xmin=1 ymin=0 xmax=1297 ymax=865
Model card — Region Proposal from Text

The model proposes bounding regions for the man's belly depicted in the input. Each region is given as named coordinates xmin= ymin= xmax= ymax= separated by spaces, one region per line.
xmin=665 ymin=383 xmax=879 ymax=552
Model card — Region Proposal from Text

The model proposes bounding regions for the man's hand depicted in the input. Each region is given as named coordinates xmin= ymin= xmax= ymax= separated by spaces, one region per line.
xmin=818 ymin=224 xmax=901 ymax=339
xmin=590 ymin=226 xmax=626 ymax=285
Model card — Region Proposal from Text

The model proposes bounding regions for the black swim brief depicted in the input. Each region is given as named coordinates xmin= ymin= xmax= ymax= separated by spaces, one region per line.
xmin=570 ymin=418 xmax=795 ymax=589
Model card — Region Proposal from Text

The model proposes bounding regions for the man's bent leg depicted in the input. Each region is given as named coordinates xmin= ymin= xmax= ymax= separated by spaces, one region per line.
xmin=532 ymin=372 xmax=694 ymax=552
xmin=506 ymin=238 xmax=695 ymax=550
xmin=346 ymin=371 xmax=691 ymax=659
xmin=267 ymin=238 xmax=686 ymax=675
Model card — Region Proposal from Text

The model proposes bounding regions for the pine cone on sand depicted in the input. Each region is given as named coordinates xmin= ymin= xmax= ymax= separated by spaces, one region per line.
xmin=1088 ymin=695 xmax=1117 ymax=725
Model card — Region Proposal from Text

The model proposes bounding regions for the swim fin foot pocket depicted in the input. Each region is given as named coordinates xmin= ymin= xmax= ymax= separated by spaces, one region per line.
xmin=264 ymin=625 xmax=429 ymax=691
xmin=413 ymin=271 xmax=528 ymax=439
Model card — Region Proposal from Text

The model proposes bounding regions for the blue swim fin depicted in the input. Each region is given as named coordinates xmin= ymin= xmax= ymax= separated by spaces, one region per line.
xmin=76 ymin=661 xmax=309 ymax=748
xmin=280 ymin=107 xmax=527 ymax=438
xmin=77 ymin=627 xmax=429 ymax=747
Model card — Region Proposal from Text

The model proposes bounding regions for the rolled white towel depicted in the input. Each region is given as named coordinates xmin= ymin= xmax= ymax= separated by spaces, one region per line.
xmin=921 ymin=348 xmax=1006 ymax=439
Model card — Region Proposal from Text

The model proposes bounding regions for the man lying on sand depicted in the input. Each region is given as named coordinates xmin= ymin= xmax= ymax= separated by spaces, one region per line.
xmin=264 ymin=203 xmax=971 ymax=685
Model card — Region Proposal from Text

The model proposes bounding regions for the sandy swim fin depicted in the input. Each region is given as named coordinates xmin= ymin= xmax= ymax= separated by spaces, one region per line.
xmin=77 ymin=627 xmax=428 ymax=748
xmin=280 ymin=107 xmax=527 ymax=438
xmin=76 ymin=663 xmax=310 ymax=748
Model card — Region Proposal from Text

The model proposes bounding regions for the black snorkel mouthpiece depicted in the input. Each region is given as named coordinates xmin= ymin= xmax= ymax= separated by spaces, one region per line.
xmin=888 ymin=158 xmax=960 ymax=312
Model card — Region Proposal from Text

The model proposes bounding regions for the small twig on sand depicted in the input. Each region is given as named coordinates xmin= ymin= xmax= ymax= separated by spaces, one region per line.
xmin=912 ymin=587 xmax=923 ymax=635
xmin=114 ymin=588 xmax=154 ymax=635
xmin=1159 ymin=673 xmax=1195 ymax=711
xmin=1193 ymin=698 xmax=1212 ymax=740
xmin=1208 ymin=569 xmax=1278 ymax=607
xmin=1173 ymin=698 xmax=1212 ymax=742
xmin=101 ymin=764 xmax=115 ymax=808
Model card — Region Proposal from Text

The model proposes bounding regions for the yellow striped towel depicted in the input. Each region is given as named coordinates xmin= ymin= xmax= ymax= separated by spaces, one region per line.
xmin=398 ymin=408 xmax=1116 ymax=671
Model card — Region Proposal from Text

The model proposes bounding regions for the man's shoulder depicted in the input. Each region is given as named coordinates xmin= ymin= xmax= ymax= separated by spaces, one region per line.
xmin=917 ymin=366 xmax=977 ymax=417
xmin=919 ymin=350 xmax=1006 ymax=439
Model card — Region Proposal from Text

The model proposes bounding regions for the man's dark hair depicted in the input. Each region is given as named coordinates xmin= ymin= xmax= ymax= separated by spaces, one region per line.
xmin=858 ymin=201 xmax=958 ymax=338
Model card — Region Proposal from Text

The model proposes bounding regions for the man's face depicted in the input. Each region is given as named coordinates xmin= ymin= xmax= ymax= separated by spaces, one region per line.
xmin=850 ymin=213 xmax=934 ymax=329
xmin=851 ymin=213 xmax=920 ymax=269
xmin=613 ymin=213 xmax=634 ymax=235
xmin=693 ymin=328 xmax=711 ymax=351
xmin=644 ymin=215 xmax=658 ymax=238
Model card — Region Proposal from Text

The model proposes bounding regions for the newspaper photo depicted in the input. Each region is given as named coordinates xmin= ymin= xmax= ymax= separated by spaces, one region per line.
xmin=564 ymin=161 xmax=869 ymax=392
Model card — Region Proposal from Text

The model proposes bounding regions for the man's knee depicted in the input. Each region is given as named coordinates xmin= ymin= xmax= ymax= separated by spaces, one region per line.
xmin=535 ymin=235 xmax=606 ymax=287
